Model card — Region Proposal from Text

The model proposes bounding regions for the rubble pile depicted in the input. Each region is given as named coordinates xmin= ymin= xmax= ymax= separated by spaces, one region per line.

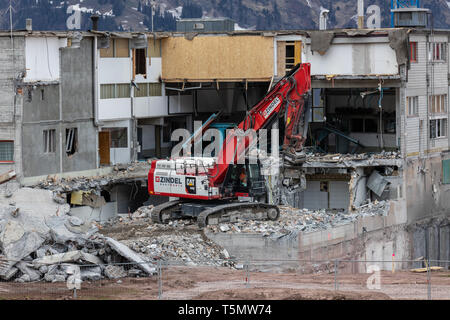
xmin=304 ymin=151 xmax=401 ymax=163
xmin=121 ymin=234 xmax=234 ymax=267
xmin=207 ymin=201 xmax=390 ymax=236
xmin=101 ymin=210 xmax=233 ymax=267
xmin=32 ymin=162 xmax=151 ymax=193
xmin=0 ymin=187 xmax=157 ymax=283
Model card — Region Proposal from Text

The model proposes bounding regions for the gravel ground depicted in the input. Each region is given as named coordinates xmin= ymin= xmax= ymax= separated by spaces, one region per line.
xmin=0 ymin=267 xmax=449 ymax=300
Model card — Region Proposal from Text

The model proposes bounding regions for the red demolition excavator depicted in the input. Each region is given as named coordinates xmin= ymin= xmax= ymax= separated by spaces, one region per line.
xmin=148 ymin=63 xmax=311 ymax=227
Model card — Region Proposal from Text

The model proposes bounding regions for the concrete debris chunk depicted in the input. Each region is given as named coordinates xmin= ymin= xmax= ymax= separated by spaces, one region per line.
xmin=15 ymin=274 xmax=31 ymax=283
xmin=0 ymin=266 xmax=18 ymax=280
xmin=80 ymin=266 xmax=102 ymax=281
xmin=38 ymin=265 xmax=48 ymax=274
xmin=33 ymin=250 xmax=103 ymax=266
xmin=68 ymin=216 xmax=84 ymax=227
xmin=45 ymin=216 xmax=84 ymax=244
xmin=52 ymin=192 xmax=66 ymax=205
xmin=131 ymin=205 xmax=154 ymax=219
xmin=105 ymin=237 xmax=156 ymax=275
xmin=0 ymin=230 xmax=46 ymax=276
xmin=16 ymin=262 xmax=41 ymax=282
xmin=52 ymin=275 xmax=67 ymax=282
xmin=367 ymin=171 xmax=389 ymax=197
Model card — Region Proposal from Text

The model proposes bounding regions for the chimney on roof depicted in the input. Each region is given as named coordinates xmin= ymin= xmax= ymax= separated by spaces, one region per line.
xmin=26 ymin=19 xmax=32 ymax=32
xmin=91 ymin=14 xmax=100 ymax=31
xmin=319 ymin=7 xmax=330 ymax=30
xmin=357 ymin=0 xmax=365 ymax=29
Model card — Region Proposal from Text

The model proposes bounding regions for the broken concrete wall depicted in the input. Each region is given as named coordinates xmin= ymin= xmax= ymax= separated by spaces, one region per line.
xmin=405 ymin=155 xmax=450 ymax=223
xmin=0 ymin=36 xmax=25 ymax=178
xmin=408 ymin=216 xmax=450 ymax=269
xmin=60 ymin=38 xmax=97 ymax=173
xmin=21 ymin=38 xmax=97 ymax=178
xmin=350 ymin=167 xmax=403 ymax=210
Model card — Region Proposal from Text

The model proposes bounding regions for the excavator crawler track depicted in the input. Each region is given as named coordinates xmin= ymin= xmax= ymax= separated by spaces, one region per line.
xmin=151 ymin=200 xmax=183 ymax=224
xmin=151 ymin=200 xmax=280 ymax=228
xmin=197 ymin=202 xmax=280 ymax=228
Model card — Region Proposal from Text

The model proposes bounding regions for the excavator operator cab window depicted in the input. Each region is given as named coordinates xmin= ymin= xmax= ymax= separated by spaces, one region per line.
xmin=248 ymin=164 xmax=261 ymax=182
xmin=229 ymin=164 xmax=248 ymax=192
xmin=239 ymin=167 xmax=248 ymax=187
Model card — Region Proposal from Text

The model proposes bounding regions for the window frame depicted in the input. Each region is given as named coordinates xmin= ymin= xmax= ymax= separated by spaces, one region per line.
xmin=407 ymin=96 xmax=419 ymax=117
xmin=430 ymin=117 xmax=448 ymax=139
xmin=429 ymin=95 xmax=447 ymax=114
xmin=100 ymin=84 xmax=130 ymax=99
xmin=149 ymin=83 xmax=162 ymax=96
xmin=429 ymin=42 xmax=447 ymax=62
xmin=43 ymin=129 xmax=56 ymax=154
xmin=134 ymin=48 xmax=147 ymax=77
xmin=116 ymin=83 xmax=131 ymax=98
xmin=284 ymin=41 xmax=301 ymax=74
xmin=0 ymin=140 xmax=14 ymax=163
xmin=65 ymin=128 xmax=78 ymax=156
xmin=410 ymin=42 xmax=418 ymax=63
xmin=134 ymin=83 xmax=149 ymax=97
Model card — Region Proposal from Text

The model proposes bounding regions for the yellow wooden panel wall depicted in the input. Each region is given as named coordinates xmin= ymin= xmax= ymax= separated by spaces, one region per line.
xmin=294 ymin=41 xmax=302 ymax=65
xmin=162 ymin=36 xmax=274 ymax=81
xmin=115 ymin=39 xmax=130 ymax=58
xmin=277 ymin=41 xmax=286 ymax=77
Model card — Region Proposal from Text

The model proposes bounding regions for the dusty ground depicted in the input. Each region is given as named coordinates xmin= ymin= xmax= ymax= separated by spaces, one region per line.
xmin=0 ymin=267 xmax=449 ymax=300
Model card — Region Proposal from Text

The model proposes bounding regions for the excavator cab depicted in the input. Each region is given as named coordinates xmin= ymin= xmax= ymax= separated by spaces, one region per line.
xmin=223 ymin=159 xmax=266 ymax=201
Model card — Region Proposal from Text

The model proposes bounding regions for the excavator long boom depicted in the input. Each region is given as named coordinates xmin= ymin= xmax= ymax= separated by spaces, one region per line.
xmin=208 ymin=63 xmax=311 ymax=187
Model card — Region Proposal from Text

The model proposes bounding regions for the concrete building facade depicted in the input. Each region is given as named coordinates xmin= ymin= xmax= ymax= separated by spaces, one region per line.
xmin=21 ymin=36 xmax=98 ymax=177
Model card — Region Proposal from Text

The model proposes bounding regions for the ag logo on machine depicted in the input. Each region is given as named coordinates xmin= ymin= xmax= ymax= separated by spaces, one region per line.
xmin=185 ymin=177 xmax=196 ymax=194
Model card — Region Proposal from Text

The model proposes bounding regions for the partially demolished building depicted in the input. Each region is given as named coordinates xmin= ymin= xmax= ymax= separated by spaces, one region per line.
xmin=0 ymin=25 xmax=449 ymax=264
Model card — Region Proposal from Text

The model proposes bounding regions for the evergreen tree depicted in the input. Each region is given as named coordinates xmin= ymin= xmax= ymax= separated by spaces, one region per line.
xmin=181 ymin=1 xmax=203 ymax=19
xmin=112 ymin=0 xmax=125 ymax=16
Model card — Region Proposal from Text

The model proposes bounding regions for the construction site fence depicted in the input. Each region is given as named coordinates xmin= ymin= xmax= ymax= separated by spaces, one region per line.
xmin=0 ymin=258 xmax=449 ymax=300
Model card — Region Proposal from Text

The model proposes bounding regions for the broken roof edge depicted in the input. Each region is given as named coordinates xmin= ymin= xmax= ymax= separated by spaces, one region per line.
xmin=0 ymin=27 xmax=415 ymax=38
xmin=162 ymin=78 xmax=272 ymax=83
xmin=4 ymin=26 xmax=450 ymax=40
xmin=312 ymin=75 xmax=401 ymax=80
